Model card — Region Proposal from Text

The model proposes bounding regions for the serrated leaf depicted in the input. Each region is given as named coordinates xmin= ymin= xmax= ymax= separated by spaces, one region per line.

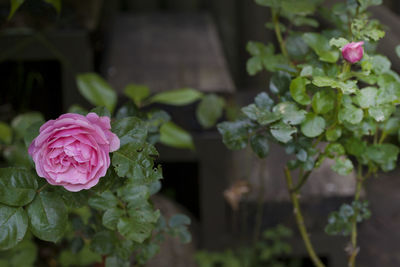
xmin=26 ymin=191 xmax=67 ymax=242
xmin=0 ymin=205 xmax=28 ymax=250
xmin=301 ymin=113 xmax=326 ymax=137
xmin=88 ymin=191 xmax=118 ymax=211
xmin=112 ymin=143 xmax=162 ymax=183
xmin=102 ymin=208 xmax=124 ymax=231
xmin=247 ymin=57 xmax=263 ymax=76
xmin=371 ymin=55 xmax=391 ymax=75
xmin=366 ymin=143 xmax=399 ymax=171
xmin=159 ymin=122 xmax=194 ymax=150
xmin=196 ymin=94 xmax=225 ymax=128
xmin=331 ymin=157 xmax=353 ymax=176
xmin=217 ymin=120 xmax=252 ymax=150
xmin=76 ymin=73 xmax=117 ymax=113
xmin=149 ymin=88 xmax=203 ymax=106
xmin=339 ymin=105 xmax=363 ymax=124
xmin=117 ymin=217 xmax=153 ymax=243
xmin=272 ymin=102 xmax=306 ymax=125
xmin=242 ymin=104 xmax=280 ymax=125
xmin=302 ymin=33 xmax=339 ymax=63
xmin=270 ymin=122 xmax=297 ymax=143
xmin=124 ymin=84 xmax=150 ymax=106
xmin=90 ymin=231 xmax=117 ymax=255
xmin=368 ymin=104 xmax=395 ymax=122
xmin=355 ymin=87 xmax=377 ymax=108
xmin=290 ymin=77 xmax=311 ymax=105
xmin=270 ymin=71 xmax=291 ymax=95
xmin=111 ymin=117 xmax=147 ymax=147
xmin=312 ymin=90 xmax=335 ymax=114
xmin=250 ymin=133 xmax=269 ymax=158
xmin=0 ymin=168 xmax=38 ymax=206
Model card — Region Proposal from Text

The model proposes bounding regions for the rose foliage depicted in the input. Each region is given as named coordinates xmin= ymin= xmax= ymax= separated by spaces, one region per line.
xmin=218 ymin=0 xmax=400 ymax=266
xmin=0 ymin=73 xmax=227 ymax=266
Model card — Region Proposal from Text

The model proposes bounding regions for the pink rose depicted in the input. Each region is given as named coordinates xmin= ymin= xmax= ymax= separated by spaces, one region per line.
xmin=28 ymin=113 xmax=120 ymax=192
xmin=341 ymin=41 xmax=364 ymax=63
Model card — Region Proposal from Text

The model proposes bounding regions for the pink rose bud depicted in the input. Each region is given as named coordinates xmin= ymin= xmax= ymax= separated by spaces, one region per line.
xmin=341 ymin=41 xmax=364 ymax=63
xmin=28 ymin=113 xmax=120 ymax=192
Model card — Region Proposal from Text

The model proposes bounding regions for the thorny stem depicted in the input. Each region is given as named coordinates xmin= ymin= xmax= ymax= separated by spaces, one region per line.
xmin=253 ymin=159 xmax=266 ymax=243
xmin=284 ymin=167 xmax=326 ymax=267
xmin=272 ymin=9 xmax=289 ymax=59
xmin=348 ymin=166 xmax=371 ymax=267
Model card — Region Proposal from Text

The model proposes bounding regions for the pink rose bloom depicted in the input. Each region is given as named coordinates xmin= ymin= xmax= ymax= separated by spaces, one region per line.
xmin=342 ymin=41 xmax=364 ymax=63
xmin=28 ymin=113 xmax=120 ymax=192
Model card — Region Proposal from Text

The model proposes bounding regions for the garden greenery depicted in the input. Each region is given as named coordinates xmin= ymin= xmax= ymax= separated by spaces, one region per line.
xmin=217 ymin=0 xmax=400 ymax=266
xmin=0 ymin=73 xmax=225 ymax=266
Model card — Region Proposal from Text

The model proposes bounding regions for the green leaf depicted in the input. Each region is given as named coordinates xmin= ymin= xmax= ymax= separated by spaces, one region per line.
xmin=1 ymin=237 xmax=37 ymax=266
xmin=26 ymin=191 xmax=67 ymax=242
xmin=339 ymin=105 xmax=363 ymax=124
xmin=0 ymin=168 xmax=38 ymax=207
xmin=159 ymin=122 xmax=194 ymax=150
xmin=90 ymin=106 xmax=111 ymax=118
xmin=326 ymin=127 xmax=342 ymax=142
xmin=111 ymin=117 xmax=147 ymax=147
xmin=0 ymin=205 xmax=28 ymax=250
xmin=67 ymin=105 xmax=88 ymax=115
xmin=344 ymin=138 xmax=366 ymax=158
xmin=196 ymin=94 xmax=225 ymax=128
xmin=281 ymin=0 xmax=319 ymax=15
xmin=290 ymin=77 xmax=311 ymax=105
xmin=169 ymin=214 xmax=191 ymax=228
xmin=302 ymin=33 xmax=339 ymax=63
xmin=43 ymin=0 xmax=61 ymax=13
xmin=242 ymin=104 xmax=280 ymax=125
xmin=217 ymin=120 xmax=252 ymax=150
xmin=23 ymin=121 xmax=42 ymax=148
xmin=286 ymin=35 xmax=310 ymax=60
xmin=105 ymin=256 xmax=130 ymax=267
xmin=366 ymin=143 xmax=399 ymax=171
xmin=90 ymin=231 xmax=117 ymax=255
xmin=254 ymin=92 xmax=274 ymax=109
xmin=301 ymin=113 xmax=326 ymax=137
xmin=329 ymin=37 xmax=349 ymax=49
xmin=331 ymin=157 xmax=354 ymax=176
xmin=76 ymin=73 xmax=117 ymax=113
xmin=371 ymin=55 xmax=391 ymax=75
xmin=59 ymin=244 xmax=101 ymax=267
xmin=103 ymin=208 xmax=124 ymax=231
xmin=112 ymin=143 xmax=162 ymax=183
xmin=312 ymin=90 xmax=335 ymax=114
xmin=8 ymin=0 xmax=25 ymax=20
xmin=312 ymin=76 xmax=358 ymax=94
xmin=368 ymin=104 xmax=395 ymax=122
xmin=0 ymin=122 xmax=12 ymax=144
xmin=272 ymin=102 xmax=306 ymax=125
xmin=124 ymin=84 xmax=150 ymax=106
xmin=247 ymin=57 xmax=263 ymax=76
xmin=270 ymin=71 xmax=292 ymax=95
xmin=149 ymin=88 xmax=203 ymax=106
xmin=88 ymin=191 xmax=118 ymax=211
xmin=117 ymin=217 xmax=153 ymax=243
xmin=11 ymin=112 xmax=44 ymax=140
xmin=382 ymin=117 xmax=400 ymax=135
xmin=355 ymin=87 xmax=377 ymax=108
xmin=250 ymin=133 xmax=269 ymax=158
xmin=326 ymin=143 xmax=345 ymax=157
xmin=270 ymin=122 xmax=297 ymax=143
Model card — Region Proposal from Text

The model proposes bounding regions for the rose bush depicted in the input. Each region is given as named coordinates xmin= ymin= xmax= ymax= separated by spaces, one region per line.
xmin=28 ymin=113 xmax=120 ymax=191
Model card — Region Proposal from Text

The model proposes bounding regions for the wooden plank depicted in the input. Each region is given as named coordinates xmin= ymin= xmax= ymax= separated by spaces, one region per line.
xmin=102 ymin=13 xmax=235 ymax=94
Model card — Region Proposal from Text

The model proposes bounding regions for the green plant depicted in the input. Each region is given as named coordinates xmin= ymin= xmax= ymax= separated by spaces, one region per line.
xmin=195 ymin=225 xmax=300 ymax=267
xmin=0 ymin=72 xmax=227 ymax=266
xmin=218 ymin=0 xmax=399 ymax=266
